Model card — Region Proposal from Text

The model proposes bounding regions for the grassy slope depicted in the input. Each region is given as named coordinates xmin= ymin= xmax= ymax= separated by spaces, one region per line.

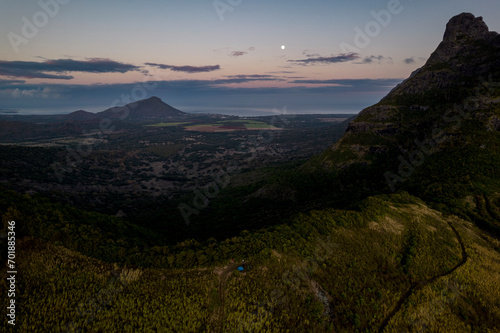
xmin=2 ymin=193 xmax=499 ymax=332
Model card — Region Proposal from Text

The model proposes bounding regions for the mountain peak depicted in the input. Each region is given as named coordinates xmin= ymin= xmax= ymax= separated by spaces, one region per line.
xmin=443 ymin=13 xmax=490 ymax=42
xmin=97 ymin=96 xmax=186 ymax=119
xmin=377 ymin=13 xmax=500 ymax=102
xmin=427 ymin=13 xmax=498 ymax=64
xmin=62 ymin=109 xmax=97 ymax=121
xmin=145 ymin=96 xmax=162 ymax=102
xmin=314 ymin=13 xmax=500 ymax=171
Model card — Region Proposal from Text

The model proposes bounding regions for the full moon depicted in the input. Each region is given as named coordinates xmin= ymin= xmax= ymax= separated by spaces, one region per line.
xmin=281 ymin=45 xmax=285 ymax=50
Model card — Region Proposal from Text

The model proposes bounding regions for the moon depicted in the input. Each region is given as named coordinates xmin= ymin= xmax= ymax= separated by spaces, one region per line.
xmin=281 ymin=45 xmax=285 ymax=50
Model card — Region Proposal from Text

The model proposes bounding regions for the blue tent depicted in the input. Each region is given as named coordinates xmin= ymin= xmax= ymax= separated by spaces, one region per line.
xmin=237 ymin=266 xmax=244 ymax=272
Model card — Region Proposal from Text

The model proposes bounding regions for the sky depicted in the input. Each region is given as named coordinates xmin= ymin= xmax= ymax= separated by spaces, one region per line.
xmin=1 ymin=0 xmax=499 ymax=116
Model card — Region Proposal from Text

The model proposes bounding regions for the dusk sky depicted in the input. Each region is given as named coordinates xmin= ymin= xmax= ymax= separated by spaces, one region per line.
xmin=1 ymin=0 xmax=500 ymax=115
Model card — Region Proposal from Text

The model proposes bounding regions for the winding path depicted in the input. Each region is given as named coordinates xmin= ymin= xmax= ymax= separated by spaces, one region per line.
xmin=378 ymin=220 xmax=468 ymax=333
xmin=216 ymin=262 xmax=244 ymax=333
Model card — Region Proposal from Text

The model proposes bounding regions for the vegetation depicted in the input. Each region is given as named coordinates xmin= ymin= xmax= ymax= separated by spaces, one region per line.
xmin=1 ymin=191 xmax=499 ymax=332
xmin=145 ymin=122 xmax=191 ymax=127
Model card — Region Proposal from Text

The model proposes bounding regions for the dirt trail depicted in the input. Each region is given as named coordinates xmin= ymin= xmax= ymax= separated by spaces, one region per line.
xmin=216 ymin=262 xmax=244 ymax=333
xmin=378 ymin=220 xmax=468 ymax=332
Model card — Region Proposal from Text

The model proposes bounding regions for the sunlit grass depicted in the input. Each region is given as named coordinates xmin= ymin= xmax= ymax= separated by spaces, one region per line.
xmin=145 ymin=122 xmax=191 ymax=127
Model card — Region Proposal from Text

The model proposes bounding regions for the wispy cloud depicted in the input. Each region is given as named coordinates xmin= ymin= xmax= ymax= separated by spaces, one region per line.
xmin=403 ymin=57 xmax=416 ymax=64
xmin=0 ymin=78 xmax=403 ymax=113
xmin=231 ymin=51 xmax=247 ymax=57
xmin=45 ymin=58 xmax=140 ymax=73
xmin=211 ymin=74 xmax=285 ymax=85
xmin=229 ymin=47 xmax=256 ymax=57
xmin=289 ymin=53 xmax=359 ymax=65
xmin=225 ymin=74 xmax=277 ymax=79
xmin=145 ymin=63 xmax=221 ymax=73
xmin=1 ymin=87 xmax=64 ymax=99
xmin=0 ymin=79 xmax=25 ymax=86
xmin=302 ymin=50 xmax=320 ymax=57
xmin=290 ymin=78 xmax=403 ymax=91
xmin=358 ymin=55 xmax=393 ymax=65
xmin=0 ymin=58 xmax=140 ymax=79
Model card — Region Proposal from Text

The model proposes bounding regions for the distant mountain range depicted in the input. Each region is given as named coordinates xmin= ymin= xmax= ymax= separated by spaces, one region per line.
xmin=63 ymin=96 xmax=186 ymax=120
xmin=0 ymin=97 xmax=186 ymax=141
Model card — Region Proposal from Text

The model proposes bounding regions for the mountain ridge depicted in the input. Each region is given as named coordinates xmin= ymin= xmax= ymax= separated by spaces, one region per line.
xmin=307 ymin=12 xmax=500 ymax=234
xmin=62 ymin=110 xmax=98 ymax=121
xmin=60 ymin=96 xmax=186 ymax=121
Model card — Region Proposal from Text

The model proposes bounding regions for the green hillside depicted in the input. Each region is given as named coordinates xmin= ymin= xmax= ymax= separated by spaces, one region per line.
xmin=1 ymin=191 xmax=500 ymax=332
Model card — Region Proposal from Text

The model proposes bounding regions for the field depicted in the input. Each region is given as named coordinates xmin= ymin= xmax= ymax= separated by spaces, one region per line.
xmin=145 ymin=122 xmax=191 ymax=127
xmin=185 ymin=124 xmax=241 ymax=132
xmin=318 ymin=118 xmax=349 ymax=123
xmin=185 ymin=120 xmax=281 ymax=132
xmin=145 ymin=119 xmax=282 ymax=132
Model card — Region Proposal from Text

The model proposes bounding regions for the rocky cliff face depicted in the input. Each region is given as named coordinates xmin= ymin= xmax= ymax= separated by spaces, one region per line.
xmin=386 ymin=13 xmax=500 ymax=100
xmin=308 ymin=13 xmax=500 ymax=233
xmin=429 ymin=13 xmax=496 ymax=63
xmin=325 ymin=13 xmax=500 ymax=167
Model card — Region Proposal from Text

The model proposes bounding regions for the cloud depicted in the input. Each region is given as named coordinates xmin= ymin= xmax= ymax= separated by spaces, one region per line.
xmin=0 ymin=79 xmax=25 ymax=86
xmin=225 ymin=74 xmax=277 ymax=79
xmin=45 ymin=58 xmax=140 ymax=73
xmin=0 ymin=58 xmax=140 ymax=80
xmin=0 ymin=77 xmax=404 ymax=114
xmin=229 ymin=47 xmax=255 ymax=57
xmin=145 ymin=63 xmax=221 ymax=73
xmin=210 ymin=74 xmax=285 ymax=85
xmin=0 ymin=108 xmax=19 ymax=114
xmin=6 ymin=87 xmax=63 ymax=99
xmin=231 ymin=51 xmax=247 ymax=57
xmin=403 ymin=57 xmax=416 ymax=64
xmin=0 ymin=67 xmax=73 ymax=80
xmin=358 ymin=55 xmax=393 ymax=65
xmin=289 ymin=53 xmax=360 ymax=65
xmin=302 ymin=50 xmax=321 ymax=57
xmin=290 ymin=78 xmax=403 ymax=91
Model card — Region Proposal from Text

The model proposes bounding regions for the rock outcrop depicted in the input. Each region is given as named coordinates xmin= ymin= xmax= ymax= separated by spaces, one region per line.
xmin=315 ymin=13 xmax=500 ymax=169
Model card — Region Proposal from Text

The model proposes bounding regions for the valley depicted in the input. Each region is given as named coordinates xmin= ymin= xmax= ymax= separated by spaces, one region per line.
xmin=1 ymin=11 xmax=500 ymax=333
